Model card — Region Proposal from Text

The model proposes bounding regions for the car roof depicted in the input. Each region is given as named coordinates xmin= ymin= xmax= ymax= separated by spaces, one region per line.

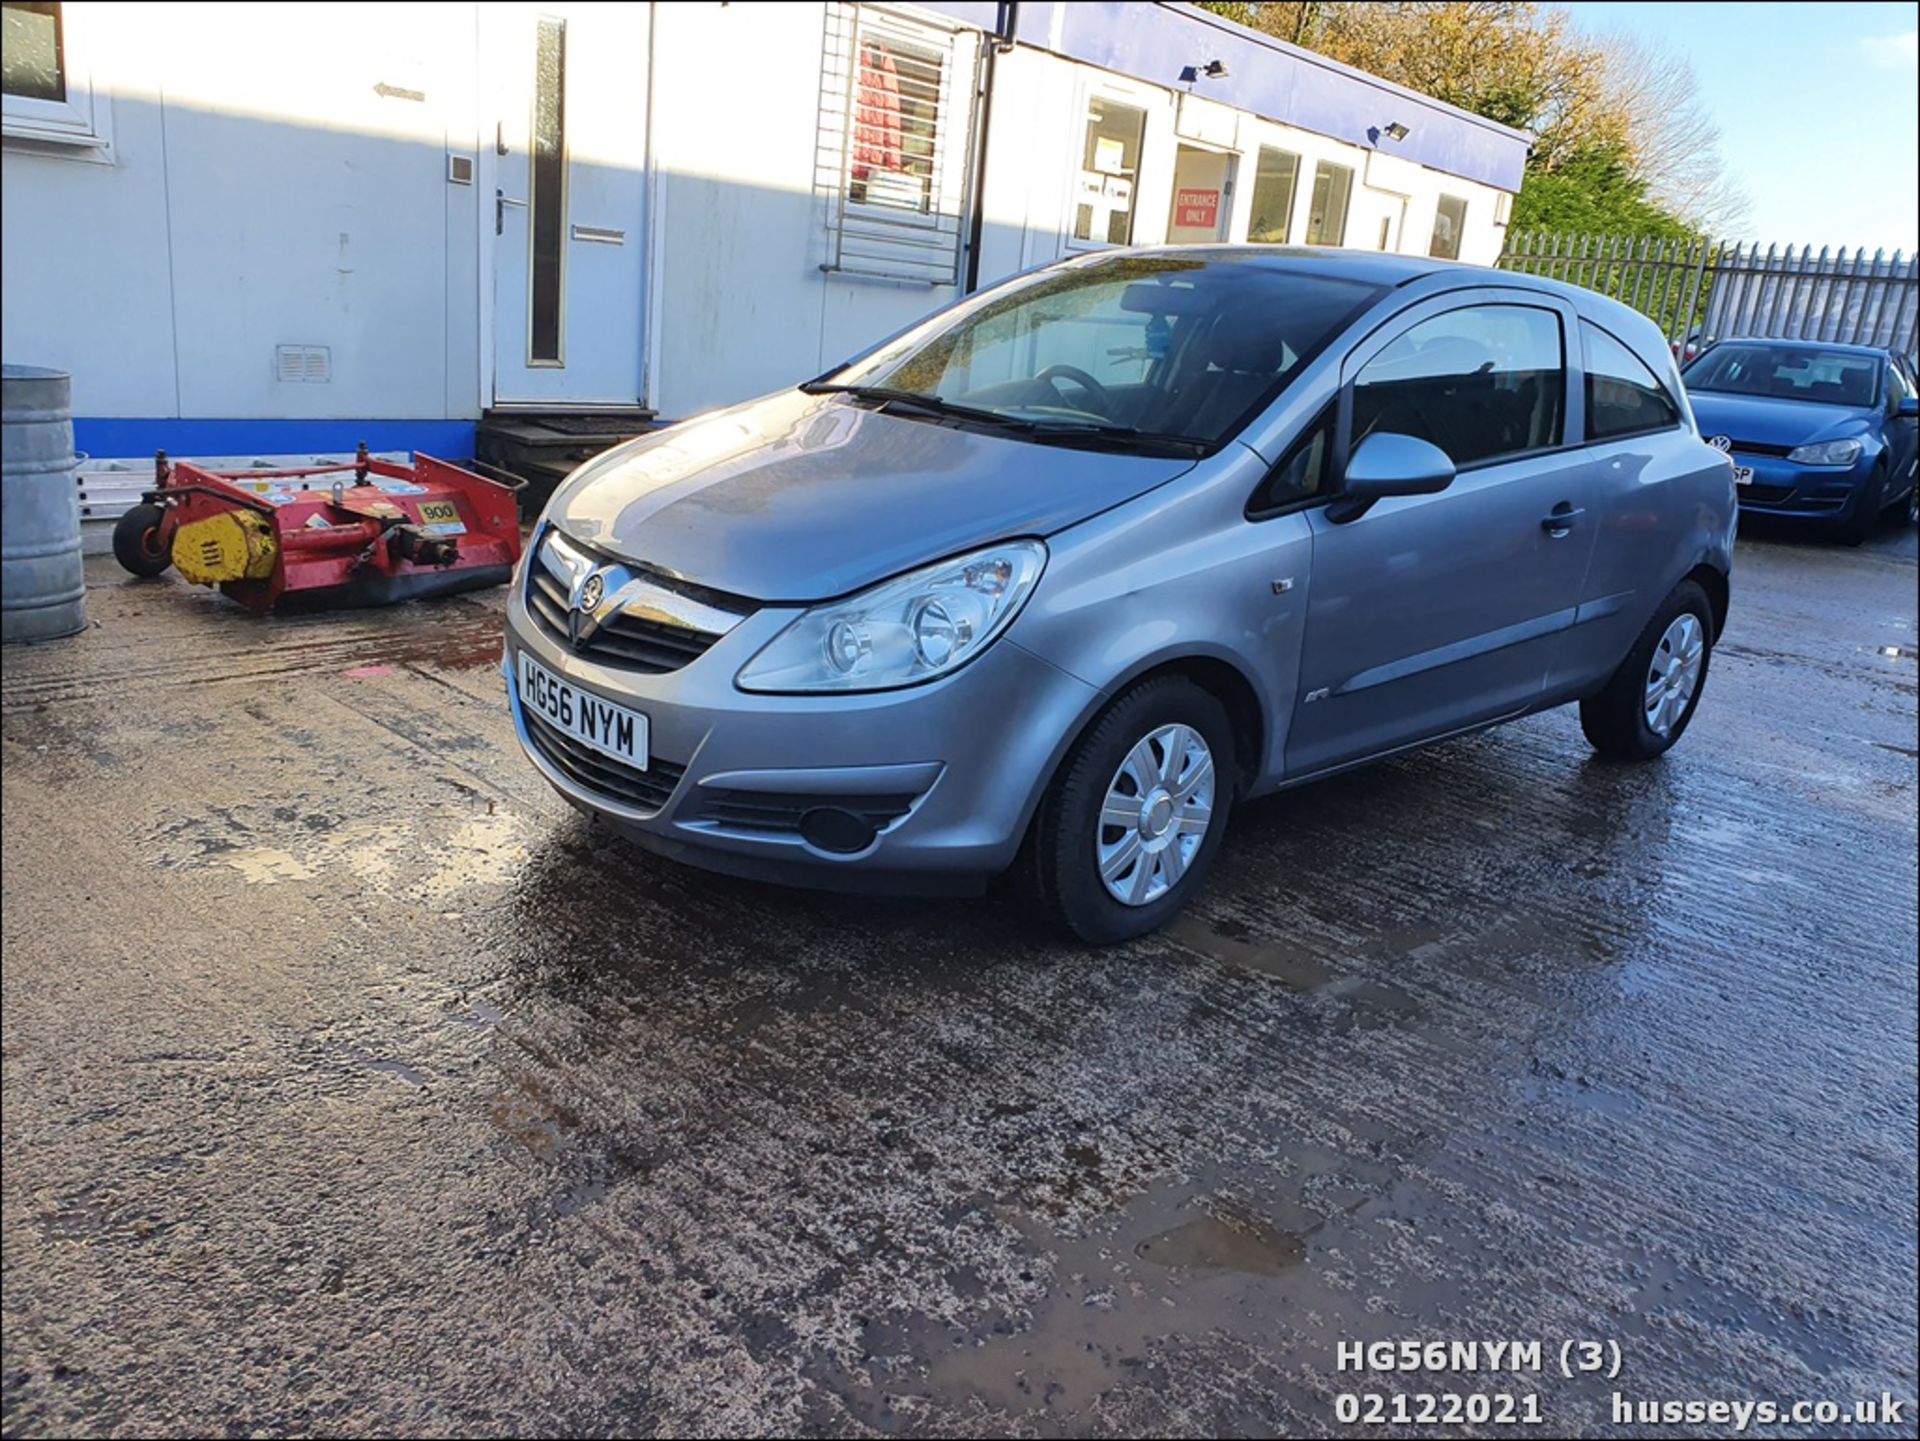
xmin=1118 ymin=245 xmax=1649 ymax=308
xmin=1121 ymin=244 xmax=1455 ymax=288
xmin=1706 ymin=336 xmax=1893 ymax=357
xmin=1106 ymin=245 xmax=1688 ymax=367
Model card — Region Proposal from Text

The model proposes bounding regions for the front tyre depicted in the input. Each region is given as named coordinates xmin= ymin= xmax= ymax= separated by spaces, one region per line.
xmin=1022 ymin=675 xmax=1234 ymax=944
xmin=1839 ymin=462 xmax=1886 ymax=545
xmin=1580 ymin=579 xmax=1714 ymax=762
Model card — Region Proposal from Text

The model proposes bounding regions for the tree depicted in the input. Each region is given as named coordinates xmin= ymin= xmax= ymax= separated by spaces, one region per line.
xmin=1199 ymin=2 xmax=1741 ymax=238
xmin=1589 ymin=29 xmax=1751 ymax=235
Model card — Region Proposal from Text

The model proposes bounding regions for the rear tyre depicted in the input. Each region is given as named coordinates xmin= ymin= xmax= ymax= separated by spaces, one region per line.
xmin=1020 ymin=675 xmax=1234 ymax=944
xmin=1580 ymin=579 xmax=1713 ymax=762
xmin=112 ymin=503 xmax=172 ymax=577
xmin=1839 ymin=463 xmax=1886 ymax=546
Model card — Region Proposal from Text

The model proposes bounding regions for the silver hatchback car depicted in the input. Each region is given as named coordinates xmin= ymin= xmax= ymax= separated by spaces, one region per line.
xmin=505 ymin=248 xmax=1735 ymax=941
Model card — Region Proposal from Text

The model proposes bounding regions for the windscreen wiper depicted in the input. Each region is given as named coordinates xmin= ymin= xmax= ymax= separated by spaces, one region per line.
xmin=803 ymin=383 xmax=1207 ymax=455
xmin=1010 ymin=420 xmax=1210 ymax=456
xmin=799 ymin=383 xmax=1025 ymax=429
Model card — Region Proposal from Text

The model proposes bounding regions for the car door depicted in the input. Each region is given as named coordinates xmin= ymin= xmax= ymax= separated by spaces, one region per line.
xmin=1285 ymin=291 xmax=1598 ymax=778
xmin=1886 ymin=358 xmax=1919 ymax=482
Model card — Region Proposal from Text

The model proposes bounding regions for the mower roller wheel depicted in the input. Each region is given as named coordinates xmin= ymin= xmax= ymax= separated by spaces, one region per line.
xmin=113 ymin=503 xmax=172 ymax=577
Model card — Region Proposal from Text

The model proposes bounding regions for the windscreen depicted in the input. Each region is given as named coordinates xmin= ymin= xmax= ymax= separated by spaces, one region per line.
xmin=1684 ymin=344 xmax=1881 ymax=407
xmin=833 ymin=255 xmax=1385 ymax=448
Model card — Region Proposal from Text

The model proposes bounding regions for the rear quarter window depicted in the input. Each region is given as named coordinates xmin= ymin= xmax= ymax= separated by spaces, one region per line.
xmin=1582 ymin=321 xmax=1682 ymax=441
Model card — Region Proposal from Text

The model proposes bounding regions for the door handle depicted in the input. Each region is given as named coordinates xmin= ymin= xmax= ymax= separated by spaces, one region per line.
xmin=495 ymin=188 xmax=527 ymax=235
xmin=1541 ymin=502 xmax=1584 ymax=536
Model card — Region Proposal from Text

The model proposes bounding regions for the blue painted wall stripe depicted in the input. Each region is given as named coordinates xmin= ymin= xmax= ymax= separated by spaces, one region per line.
xmin=72 ymin=418 xmax=478 ymax=462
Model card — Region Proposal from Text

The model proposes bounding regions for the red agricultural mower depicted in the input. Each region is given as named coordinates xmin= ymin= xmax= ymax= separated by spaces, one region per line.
xmin=112 ymin=445 xmax=522 ymax=611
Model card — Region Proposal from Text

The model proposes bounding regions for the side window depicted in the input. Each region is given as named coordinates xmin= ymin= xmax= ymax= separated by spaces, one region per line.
xmin=1248 ymin=407 xmax=1333 ymax=518
xmin=1582 ymin=321 xmax=1682 ymax=440
xmin=1352 ymin=304 xmax=1565 ymax=467
xmin=1886 ymin=359 xmax=1912 ymax=416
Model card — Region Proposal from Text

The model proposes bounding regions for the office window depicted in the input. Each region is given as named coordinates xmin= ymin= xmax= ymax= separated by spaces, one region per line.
xmin=1247 ymin=146 xmax=1300 ymax=243
xmin=818 ymin=3 xmax=975 ymax=284
xmin=1304 ymin=161 xmax=1352 ymax=246
xmin=2 ymin=0 xmax=104 ymax=148
xmin=1073 ymin=97 xmax=1147 ymax=246
xmin=1429 ymin=194 xmax=1468 ymax=260
xmin=848 ymin=35 xmax=945 ymax=214
xmin=1354 ymin=305 xmax=1565 ymax=466
xmin=1 ymin=1 xmax=61 ymax=100
xmin=1582 ymin=322 xmax=1681 ymax=440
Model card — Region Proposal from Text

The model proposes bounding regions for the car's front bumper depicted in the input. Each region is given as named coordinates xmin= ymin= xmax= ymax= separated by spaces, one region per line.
xmin=502 ymin=578 xmax=1100 ymax=895
xmin=1733 ymin=451 xmax=1876 ymax=522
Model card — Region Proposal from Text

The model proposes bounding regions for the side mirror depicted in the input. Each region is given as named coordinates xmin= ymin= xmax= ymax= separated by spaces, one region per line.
xmin=1327 ymin=432 xmax=1456 ymax=523
xmin=1898 ymin=396 xmax=1918 ymax=418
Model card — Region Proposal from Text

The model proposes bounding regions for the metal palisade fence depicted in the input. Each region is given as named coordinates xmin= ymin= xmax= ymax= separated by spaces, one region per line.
xmin=1498 ymin=235 xmax=1918 ymax=358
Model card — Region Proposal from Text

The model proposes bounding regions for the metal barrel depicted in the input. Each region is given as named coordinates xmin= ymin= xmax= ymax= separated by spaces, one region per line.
xmin=2 ymin=364 xmax=86 ymax=643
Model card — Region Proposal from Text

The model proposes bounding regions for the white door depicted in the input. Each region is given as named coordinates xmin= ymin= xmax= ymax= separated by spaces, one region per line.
xmin=1374 ymin=195 xmax=1408 ymax=253
xmin=1168 ymin=144 xmax=1234 ymax=244
xmin=489 ymin=4 xmax=648 ymax=405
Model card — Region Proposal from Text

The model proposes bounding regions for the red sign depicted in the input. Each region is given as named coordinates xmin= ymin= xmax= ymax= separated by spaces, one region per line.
xmin=1175 ymin=187 xmax=1221 ymax=229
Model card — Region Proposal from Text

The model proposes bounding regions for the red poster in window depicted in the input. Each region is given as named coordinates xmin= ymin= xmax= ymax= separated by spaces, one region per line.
xmin=1176 ymin=188 xmax=1220 ymax=229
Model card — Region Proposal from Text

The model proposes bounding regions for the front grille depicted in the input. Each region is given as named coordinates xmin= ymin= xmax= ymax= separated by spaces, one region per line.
xmin=692 ymin=789 xmax=920 ymax=836
xmin=526 ymin=567 xmax=726 ymax=674
xmin=523 ymin=708 xmax=686 ymax=811
xmin=1739 ymin=483 xmax=1848 ymax=511
xmin=1731 ymin=439 xmax=1794 ymax=458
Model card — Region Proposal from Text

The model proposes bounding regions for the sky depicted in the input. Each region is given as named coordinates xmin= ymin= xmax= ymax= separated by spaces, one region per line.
xmin=1556 ymin=1 xmax=1920 ymax=251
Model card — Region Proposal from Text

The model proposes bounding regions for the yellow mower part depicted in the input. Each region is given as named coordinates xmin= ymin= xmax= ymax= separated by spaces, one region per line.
xmin=172 ymin=510 xmax=279 ymax=586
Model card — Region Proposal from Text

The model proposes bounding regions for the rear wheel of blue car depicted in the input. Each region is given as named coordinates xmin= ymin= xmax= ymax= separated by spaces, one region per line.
xmin=1580 ymin=579 xmax=1714 ymax=762
xmin=1022 ymin=675 xmax=1234 ymax=944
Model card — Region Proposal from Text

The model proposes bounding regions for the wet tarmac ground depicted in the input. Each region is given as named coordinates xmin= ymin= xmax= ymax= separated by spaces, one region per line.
xmin=3 ymin=520 xmax=1915 ymax=1437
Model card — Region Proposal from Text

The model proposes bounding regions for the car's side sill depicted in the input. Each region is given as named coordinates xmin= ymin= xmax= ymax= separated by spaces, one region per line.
xmin=1262 ymin=703 xmax=1535 ymax=795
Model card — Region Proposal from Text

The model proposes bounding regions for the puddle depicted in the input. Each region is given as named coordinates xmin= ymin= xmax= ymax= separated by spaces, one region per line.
xmin=1325 ymin=977 xmax=1424 ymax=1033
xmin=1134 ymin=1208 xmax=1307 ymax=1276
xmin=1164 ymin=913 xmax=1335 ymax=989
xmin=360 ymin=1057 xmax=428 ymax=1087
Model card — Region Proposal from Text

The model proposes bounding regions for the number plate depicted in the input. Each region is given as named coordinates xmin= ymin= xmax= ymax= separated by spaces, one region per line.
xmin=1732 ymin=465 xmax=1754 ymax=486
xmin=416 ymin=498 xmax=466 ymax=535
xmin=518 ymin=652 xmax=649 ymax=769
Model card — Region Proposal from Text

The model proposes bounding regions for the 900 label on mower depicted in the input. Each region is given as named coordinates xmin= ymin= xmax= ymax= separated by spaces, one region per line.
xmin=416 ymin=499 xmax=467 ymax=536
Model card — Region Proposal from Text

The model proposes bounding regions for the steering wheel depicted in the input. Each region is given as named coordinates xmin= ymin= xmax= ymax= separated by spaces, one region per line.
xmin=1034 ymin=364 xmax=1115 ymax=417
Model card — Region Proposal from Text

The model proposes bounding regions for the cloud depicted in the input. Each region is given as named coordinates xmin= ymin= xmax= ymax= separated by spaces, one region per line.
xmin=1861 ymin=30 xmax=1919 ymax=68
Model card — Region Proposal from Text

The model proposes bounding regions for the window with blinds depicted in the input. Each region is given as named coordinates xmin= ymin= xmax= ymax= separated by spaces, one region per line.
xmin=815 ymin=3 xmax=980 ymax=285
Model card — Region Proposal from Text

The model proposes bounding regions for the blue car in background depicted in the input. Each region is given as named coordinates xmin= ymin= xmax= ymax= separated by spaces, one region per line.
xmin=1682 ymin=339 xmax=1920 ymax=543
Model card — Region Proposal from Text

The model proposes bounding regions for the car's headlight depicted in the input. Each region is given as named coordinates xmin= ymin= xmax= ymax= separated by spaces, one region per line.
xmin=736 ymin=541 xmax=1046 ymax=693
xmin=1787 ymin=438 xmax=1864 ymax=466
